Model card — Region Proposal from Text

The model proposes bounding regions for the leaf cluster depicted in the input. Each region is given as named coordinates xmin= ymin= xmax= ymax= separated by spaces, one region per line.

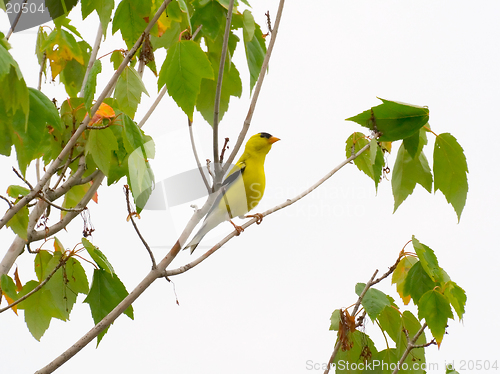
xmin=328 ymin=237 xmax=466 ymax=373
xmin=0 ymin=237 xmax=133 ymax=343
xmin=346 ymin=99 xmax=468 ymax=221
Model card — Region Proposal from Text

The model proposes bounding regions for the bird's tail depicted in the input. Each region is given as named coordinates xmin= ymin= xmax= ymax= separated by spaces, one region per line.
xmin=183 ymin=220 xmax=210 ymax=254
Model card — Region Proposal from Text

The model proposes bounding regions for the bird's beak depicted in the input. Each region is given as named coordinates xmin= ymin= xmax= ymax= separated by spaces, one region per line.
xmin=269 ymin=136 xmax=280 ymax=144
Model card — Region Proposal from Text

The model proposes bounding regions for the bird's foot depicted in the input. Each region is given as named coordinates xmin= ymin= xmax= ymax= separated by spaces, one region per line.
xmin=245 ymin=213 xmax=264 ymax=225
xmin=230 ymin=220 xmax=244 ymax=235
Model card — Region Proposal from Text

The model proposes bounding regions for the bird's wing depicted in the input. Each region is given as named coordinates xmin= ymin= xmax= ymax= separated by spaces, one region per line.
xmin=205 ymin=160 xmax=246 ymax=219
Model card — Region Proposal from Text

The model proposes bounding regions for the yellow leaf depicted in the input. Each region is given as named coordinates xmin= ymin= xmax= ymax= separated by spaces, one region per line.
xmin=89 ymin=103 xmax=115 ymax=126
xmin=2 ymin=293 xmax=18 ymax=315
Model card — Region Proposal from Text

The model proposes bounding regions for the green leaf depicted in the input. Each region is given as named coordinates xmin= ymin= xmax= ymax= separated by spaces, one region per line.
xmin=346 ymin=98 xmax=429 ymax=142
xmin=112 ymin=0 xmax=149 ymax=49
xmin=61 ymin=182 xmax=91 ymax=218
xmin=53 ymin=16 xmax=83 ymax=39
xmin=84 ymin=60 xmax=102 ymax=113
xmin=60 ymin=40 xmax=92 ymax=97
xmin=446 ymin=365 xmax=461 ymax=374
xmin=329 ymin=309 xmax=341 ymax=331
xmin=244 ymin=22 xmax=266 ymax=92
xmin=443 ymin=281 xmax=466 ymax=320
xmin=355 ymin=283 xmax=394 ymax=321
xmin=392 ymin=142 xmax=432 ymax=212
xmin=45 ymin=0 xmax=79 ymax=20
xmin=346 ymin=132 xmax=381 ymax=186
xmin=0 ymin=48 xmax=29 ymax=129
xmin=127 ymin=141 xmax=155 ymax=213
xmin=5 ymin=205 xmax=29 ymax=240
xmin=433 ymin=133 xmax=468 ymax=221
xmin=397 ymin=311 xmax=426 ymax=370
xmin=377 ymin=306 xmax=401 ymax=344
xmin=402 ymin=261 xmax=435 ymax=304
xmin=6 ymin=185 xmax=30 ymax=198
xmin=391 ymin=256 xmax=418 ymax=305
xmin=191 ymin=0 xmax=226 ymax=41
xmin=151 ymin=20 xmax=181 ymax=50
xmin=84 ymin=269 xmax=134 ymax=344
xmin=196 ymin=60 xmax=242 ymax=126
xmin=36 ymin=27 xmax=49 ymax=66
xmin=85 ymin=127 xmax=119 ymax=176
xmin=332 ymin=330 xmax=377 ymax=373
xmin=412 ymin=236 xmax=449 ymax=283
xmin=34 ymin=250 xmax=54 ymax=281
xmin=81 ymin=0 xmax=114 ymax=37
xmin=403 ymin=126 xmax=427 ymax=159
xmin=371 ymin=349 xmax=399 ymax=374
xmin=17 ymin=280 xmax=60 ymax=341
xmin=82 ymin=238 xmax=115 ymax=275
xmin=122 ymin=114 xmax=148 ymax=153
xmin=417 ymin=289 xmax=453 ymax=347
xmin=114 ymin=66 xmax=149 ymax=118
xmin=0 ymin=274 xmax=18 ymax=301
xmin=242 ymin=9 xmax=255 ymax=41
xmin=158 ymin=40 xmax=214 ymax=120
xmin=12 ymin=88 xmax=63 ymax=175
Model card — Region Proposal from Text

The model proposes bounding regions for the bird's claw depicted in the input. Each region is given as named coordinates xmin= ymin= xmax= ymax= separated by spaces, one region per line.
xmin=245 ymin=213 xmax=264 ymax=225
xmin=230 ymin=220 xmax=244 ymax=235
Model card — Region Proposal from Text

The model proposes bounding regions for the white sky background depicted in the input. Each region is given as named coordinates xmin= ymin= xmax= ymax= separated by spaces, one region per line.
xmin=1 ymin=1 xmax=499 ymax=373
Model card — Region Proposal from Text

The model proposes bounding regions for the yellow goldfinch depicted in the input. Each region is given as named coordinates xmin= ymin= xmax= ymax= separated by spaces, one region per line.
xmin=184 ymin=132 xmax=280 ymax=253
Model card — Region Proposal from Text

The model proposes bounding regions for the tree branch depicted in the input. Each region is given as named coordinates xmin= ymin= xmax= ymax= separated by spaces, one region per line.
xmin=5 ymin=0 xmax=28 ymax=40
xmin=167 ymin=141 xmax=372 ymax=276
xmin=391 ymin=323 xmax=428 ymax=374
xmin=34 ymin=192 xmax=217 ymax=373
xmin=80 ymin=23 xmax=103 ymax=97
xmin=213 ymin=0 xmax=235 ymax=182
xmin=137 ymin=85 xmax=167 ymax=128
xmin=188 ymin=118 xmax=211 ymax=192
xmin=222 ymin=0 xmax=285 ymax=175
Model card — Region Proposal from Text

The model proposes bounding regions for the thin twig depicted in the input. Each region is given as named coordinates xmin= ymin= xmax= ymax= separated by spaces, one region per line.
xmin=391 ymin=323 xmax=428 ymax=374
xmin=137 ymin=85 xmax=167 ymax=129
xmin=192 ymin=24 xmax=203 ymax=39
xmin=29 ymin=173 xmax=104 ymax=242
xmin=80 ymin=23 xmax=103 ymax=97
xmin=370 ymin=254 xmax=403 ymax=287
xmin=219 ymin=137 xmax=229 ymax=163
xmin=213 ymin=0 xmax=235 ymax=183
xmin=0 ymin=195 xmax=13 ymax=208
xmin=124 ymin=185 xmax=157 ymax=269
xmin=12 ymin=167 xmax=34 ymax=190
xmin=188 ymin=118 xmax=211 ymax=192
xmin=5 ymin=0 xmax=28 ymax=40
xmin=37 ymin=194 xmax=86 ymax=213
xmin=52 ymin=149 xmax=74 ymax=189
xmin=37 ymin=51 xmax=46 ymax=91
xmin=222 ymin=0 xmax=285 ymax=175
xmin=0 ymin=254 xmax=70 ymax=313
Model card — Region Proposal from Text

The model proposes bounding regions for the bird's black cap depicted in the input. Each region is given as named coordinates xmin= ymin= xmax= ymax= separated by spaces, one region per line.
xmin=260 ymin=132 xmax=273 ymax=139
